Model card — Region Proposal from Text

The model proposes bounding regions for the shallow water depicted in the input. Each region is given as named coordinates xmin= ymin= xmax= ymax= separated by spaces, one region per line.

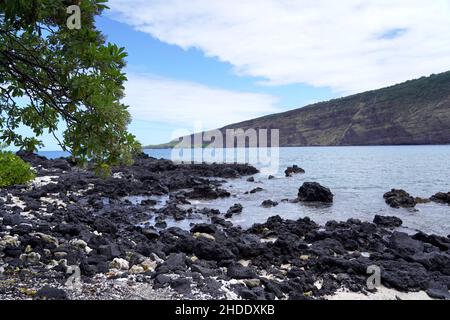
xmin=39 ymin=146 xmax=450 ymax=235
xmin=143 ymin=146 xmax=450 ymax=236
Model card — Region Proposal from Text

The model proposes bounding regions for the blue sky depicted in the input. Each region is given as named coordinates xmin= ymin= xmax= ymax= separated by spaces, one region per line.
xmin=97 ymin=16 xmax=335 ymax=147
xmin=14 ymin=0 xmax=450 ymax=150
xmin=34 ymin=15 xmax=336 ymax=150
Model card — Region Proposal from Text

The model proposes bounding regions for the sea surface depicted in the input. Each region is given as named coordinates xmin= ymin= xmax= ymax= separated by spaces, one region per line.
xmin=39 ymin=146 xmax=450 ymax=236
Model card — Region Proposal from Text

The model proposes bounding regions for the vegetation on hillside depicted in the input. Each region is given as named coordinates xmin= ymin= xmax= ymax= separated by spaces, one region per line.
xmin=219 ymin=71 xmax=450 ymax=147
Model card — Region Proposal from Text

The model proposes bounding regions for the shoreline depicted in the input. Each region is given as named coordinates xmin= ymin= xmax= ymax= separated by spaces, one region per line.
xmin=142 ymin=144 xmax=450 ymax=150
xmin=0 ymin=152 xmax=449 ymax=300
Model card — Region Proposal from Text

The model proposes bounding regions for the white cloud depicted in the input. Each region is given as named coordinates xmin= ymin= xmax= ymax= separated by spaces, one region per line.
xmin=123 ymin=74 xmax=279 ymax=128
xmin=109 ymin=0 xmax=450 ymax=93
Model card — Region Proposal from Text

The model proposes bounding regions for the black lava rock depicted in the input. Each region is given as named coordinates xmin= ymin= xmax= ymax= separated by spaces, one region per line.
xmin=227 ymin=263 xmax=257 ymax=280
xmin=226 ymin=203 xmax=243 ymax=217
xmin=430 ymin=192 xmax=450 ymax=204
xmin=285 ymin=165 xmax=305 ymax=177
xmin=383 ymin=189 xmax=417 ymax=208
xmin=298 ymin=182 xmax=333 ymax=203
xmin=373 ymin=215 xmax=403 ymax=228
xmin=261 ymin=200 xmax=278 ymax=208
xmin=36 ymin=286 xmax=68 ymax=300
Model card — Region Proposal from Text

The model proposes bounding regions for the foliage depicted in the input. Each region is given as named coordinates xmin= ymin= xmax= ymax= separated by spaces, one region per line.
xmin=0 ymin=150 xmax=36 ymax=187
xmin=0 ymin=0 xmax=141 ymax=170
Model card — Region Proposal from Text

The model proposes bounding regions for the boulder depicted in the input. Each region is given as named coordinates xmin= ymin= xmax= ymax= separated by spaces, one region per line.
xmin=388 ymin=232 xmax=424 ymax=258
xmin=193 ymin=238 xmax=235 ymax=261
xmin=162 ymin=253 xmax=187 ymax=272
xmin=227 ymin=203 xmax=243 ymax=216
xmin=227 ymin=263 xmax=257 ymax=279
xmin=56 ymin=223 xmax=82 ymax=236
xmin=430 ymin=192 xmax=450 ymax=204
xmin=373 ymin=215 xmax=403 ymax=228
xmin=186 ymin=185 xmax=230 ymax=200
xmin=142 ymin=227 xmax=160 ymax=240
xmin=298 ymin=182 xmax=333 ymax=203
xmin=285 ymin=165 xmax=305 ymax=177
xmin=36 ymin=286 xmax=68 ymax=300
xmin=190 ymin=224 xmax=217 ymax=235
xmin=383 ymin=189 xmax=416 ymax=208
xmin=249 ymin=187 xmax=264 ymax=194
xmin=261 ymin=200 xmax=278 ymax=208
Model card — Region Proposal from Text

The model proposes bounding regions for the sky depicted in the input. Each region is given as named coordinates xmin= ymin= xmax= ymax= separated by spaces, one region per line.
xmin=22 ymin=0 xmax=450 ymax=149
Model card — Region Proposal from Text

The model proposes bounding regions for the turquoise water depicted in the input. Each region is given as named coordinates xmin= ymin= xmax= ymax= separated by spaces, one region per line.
xmin=39 ymin=146 xmax=450 ymax=235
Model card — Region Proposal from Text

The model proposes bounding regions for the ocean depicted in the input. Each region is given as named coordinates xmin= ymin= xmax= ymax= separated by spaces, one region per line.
xmin=38 ymin=145 xmax=450 ymax=235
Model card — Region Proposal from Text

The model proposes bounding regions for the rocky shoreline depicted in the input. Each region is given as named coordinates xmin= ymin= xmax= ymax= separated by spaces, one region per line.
xmin=1 ymin=153 xmax=449 ymax=300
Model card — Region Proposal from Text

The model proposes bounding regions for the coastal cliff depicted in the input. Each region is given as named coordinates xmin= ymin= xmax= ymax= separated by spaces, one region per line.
xmin=147 ymin=71 xmax=450 ymax=148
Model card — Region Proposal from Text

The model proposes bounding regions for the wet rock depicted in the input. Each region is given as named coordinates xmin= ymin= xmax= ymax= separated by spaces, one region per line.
xmin=248 ymin=187 xmax=264 ymax=194
xmin=415 ymin=197 xmax=431 ymax=204
xmin=227 ymin=203 xmax=243 ymax=217
xmin=298 ymin=182 xmax=333 ymax=203
xmin=383 ymin=189 xmax=417 ymax=208
xmin=210 ymin=217 xmax=233 ymax=228
xmin=430 ymin=192 xmax=450 ymax=204
xmin=186 ymin=185 xmax=230 ymax=200
xmin=268 ymin=175 xmax=275 ymax=180
xmin=285 ymin=165 xmax=305 ymax=177
xmin=261 ymin=200 xmax=278 ymax=208
xmin=246 ymin=177 xmax=255 ymax=182
xmin=158 ymin=203 xmax=187 ymax=221
xmin=373 ymin=215 xmax=403 ymax=228
xmin=155 ymin=220 xmax=168 ymax=229
xmin=141 ymin=199 xmax=157 ymax=206
xmin=197 ymin=208 xmax=221 ymax=216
